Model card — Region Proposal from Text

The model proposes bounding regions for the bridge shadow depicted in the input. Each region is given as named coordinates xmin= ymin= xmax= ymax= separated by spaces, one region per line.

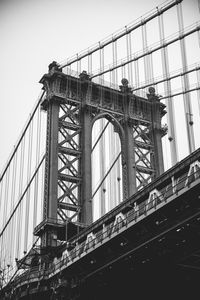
xmin=82 ymin=261 xmax=199 ymax=299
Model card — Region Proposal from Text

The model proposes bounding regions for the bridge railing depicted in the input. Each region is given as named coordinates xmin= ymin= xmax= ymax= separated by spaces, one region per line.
xmin=56 ymin=162 xmax=200 ymax=263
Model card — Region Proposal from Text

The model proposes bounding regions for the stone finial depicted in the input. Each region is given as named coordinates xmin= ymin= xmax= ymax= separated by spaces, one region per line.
xmin=79 ymin=70 xmax=90 ymax=81
xmin=48 ymin=61 xmax=60 ymax=73
xmin=121 ymin=78 xmax=129 ymax=86
xmin=119 ymin=78 xmax=132 ymax=93
xmin=148 ymin=87 xmax=155 ymax=95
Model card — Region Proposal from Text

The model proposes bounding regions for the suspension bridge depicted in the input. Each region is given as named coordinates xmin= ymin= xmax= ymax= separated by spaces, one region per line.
xmin=0 ymin=0 xmax=200 ymax=298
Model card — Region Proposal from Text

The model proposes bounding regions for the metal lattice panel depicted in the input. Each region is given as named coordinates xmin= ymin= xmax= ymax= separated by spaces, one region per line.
xmin=133 ymin=123 xmax=155 ymax=189
xmin=57 ymin=103 xmax=82 ymax=222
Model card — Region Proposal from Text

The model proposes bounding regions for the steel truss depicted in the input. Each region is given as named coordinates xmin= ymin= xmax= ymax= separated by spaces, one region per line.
xmin=133 ymin=123 xmax=154 ymax=189
xmin=34 ymin=63 xmax=166 ymax=250
xmin=57 ymin=103 xmax=82 ymax=222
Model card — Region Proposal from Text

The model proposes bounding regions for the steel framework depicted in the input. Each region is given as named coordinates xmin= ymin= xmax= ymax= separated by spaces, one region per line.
xmin=34 ymin=62 xmax=166 ymax=249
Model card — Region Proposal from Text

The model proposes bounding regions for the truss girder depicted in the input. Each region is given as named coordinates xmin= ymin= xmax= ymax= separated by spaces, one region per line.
xmin=57 ymin=102 xmax=82 ymax=222
xmin=133 ymin=123 xmax=155 ymax=190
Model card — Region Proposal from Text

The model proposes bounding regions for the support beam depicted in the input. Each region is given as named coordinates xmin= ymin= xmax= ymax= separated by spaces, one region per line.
xmin=80 ymin=107 xmax=93 ymax=225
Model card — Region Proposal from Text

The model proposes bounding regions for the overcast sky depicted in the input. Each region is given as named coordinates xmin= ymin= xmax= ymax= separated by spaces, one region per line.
xmin=0 ymin=0 xmax=199 ymax=171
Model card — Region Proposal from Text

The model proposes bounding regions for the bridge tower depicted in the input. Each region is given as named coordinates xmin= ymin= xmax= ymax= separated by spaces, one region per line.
xmin=34 ymin=61 xmax=166 ymax=249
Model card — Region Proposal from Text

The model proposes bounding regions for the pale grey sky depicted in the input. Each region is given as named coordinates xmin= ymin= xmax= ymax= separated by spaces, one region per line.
xmin=0 ymin=0 xmax=199 ymax=170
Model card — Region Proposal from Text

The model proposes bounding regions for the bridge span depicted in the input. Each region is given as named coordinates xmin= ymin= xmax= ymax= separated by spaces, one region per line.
xmin=1 ymin=147 xmax=200 ymax=299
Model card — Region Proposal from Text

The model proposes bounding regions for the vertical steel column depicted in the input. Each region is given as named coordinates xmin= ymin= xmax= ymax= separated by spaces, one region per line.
xmin=158 ymin=12 xmax=178 ymax=165
xmin=46 ymin=102 xmax=59 ymax=220
xmin=121 ymin=84 xmax=137 ymax=199
xmin=123 ymin=126 xmax=136 ymax=198
xmin=148 ymin=89 xmax=165 ymax=177
xmin=80 ymin=104 xmax=93 ymax=225
xmin=177 ymin=2 xmax=195 ymax=153
xmin=41 ymin=98 xmax=60 ymax=248
xmin=38 ymin=62 xmax=61 ymax=247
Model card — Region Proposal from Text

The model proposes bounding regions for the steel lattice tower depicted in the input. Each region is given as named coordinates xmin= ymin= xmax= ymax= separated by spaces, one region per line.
xmin=34 ymin=61 xmax=166 ymax=249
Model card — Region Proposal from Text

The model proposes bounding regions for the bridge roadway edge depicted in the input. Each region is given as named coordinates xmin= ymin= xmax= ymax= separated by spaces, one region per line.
xmin=1 ymin=148 xmax=200 ymax=299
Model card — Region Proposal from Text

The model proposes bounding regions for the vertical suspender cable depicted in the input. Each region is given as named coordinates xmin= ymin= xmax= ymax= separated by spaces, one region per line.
xmin=16 ymin=137 xmax=25 ymax=259
xmin=121 ymin=65 xmax=126 ymax=80
xmin=40 ymin=158 xmax=45 ymax=222
xmin=109 ymin=124 xmax=117 ymax=210
xmin=142 ymin=22 xmax=153 ymax=84
xmin=142 ymin=23 xmax=148 ymax=83
xmin=76 ymin=54 xmax=81 ymax=101
xmin=0 ymin=175 xmax=4 ymax=263
xmin=196 ymin=69 xmax=200 ymax=118
xmin=24 ymin=119 xmax=33 ymax=253
xmin=177 ymin=2 xmax=195 ymax=153
xmin=112 ymin=38 xmax=118 ymax=106
xmin=88 ymin=52 xmax=92 ymax=75
xmin=198 ymin=29 xmax=200 ymax=48
xmin=110 ymin=42 xmax=115 ymax=211
xmin=99 ymin=120 xmax=106 ymax=216
xmin=126 ymin=28 xmax=133 ymax=85
xmin=88 ymin=53 xmax=93 ymax=105
xmin=112 ymin=38 xmax=116 ymax=85
xmin=197 ymin=29 xmax=200 ymax=119
xmin=116 ymin=136 xmax=122 ymax=204
xmin=141 ymin=21 xmax=155 ymax=183
xmin=0 ymin=172 xmax=3 ymax=216
xmin=111 ymin=38 xmax=121 ymax=207
xmin=0 ymin=166 xmax=9 ymax=266
xmin=134 ymin=59 xmax=140 ymax=90
xmin=2 ymin=165 xmax=10 ymax=264
xmin=115 ymin=41 xmax=121 ymax=194
xmin=32 ymin=108 xmax=42 ymax=244
xmin=115 ymin=40 xmax=118 ymax=85
xmin=3 ymin=166 xmax=10 ymax=228
xmin=9 ymin=152 xmax=17 ymax=265
xmin=99 ymin=44 xmax=106 ymax=216
xmin=112 ymin=39 xmax=121 ymax=208
xmin=158 ymin=12 xmax=178 ymax=165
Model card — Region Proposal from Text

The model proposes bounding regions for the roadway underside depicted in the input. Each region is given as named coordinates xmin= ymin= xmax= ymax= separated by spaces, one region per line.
xmin=19 ymin=262 xmax=200 ymax=300
xmin=7 ymin=179 xmax=200 ymax=300
xmin=67 ymin=182 xmax=200 ymax=299
xmin=81 ymin=261 xmax=200 ymax=299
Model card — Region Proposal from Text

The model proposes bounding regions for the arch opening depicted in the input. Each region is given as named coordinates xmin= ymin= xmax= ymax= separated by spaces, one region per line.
xmin=92 ymin=116 xmax=123 ymax=221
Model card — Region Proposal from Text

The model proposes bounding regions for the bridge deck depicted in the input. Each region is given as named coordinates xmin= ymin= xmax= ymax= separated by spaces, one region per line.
xmin=2 ymin=148 xmax=200 ymax=299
